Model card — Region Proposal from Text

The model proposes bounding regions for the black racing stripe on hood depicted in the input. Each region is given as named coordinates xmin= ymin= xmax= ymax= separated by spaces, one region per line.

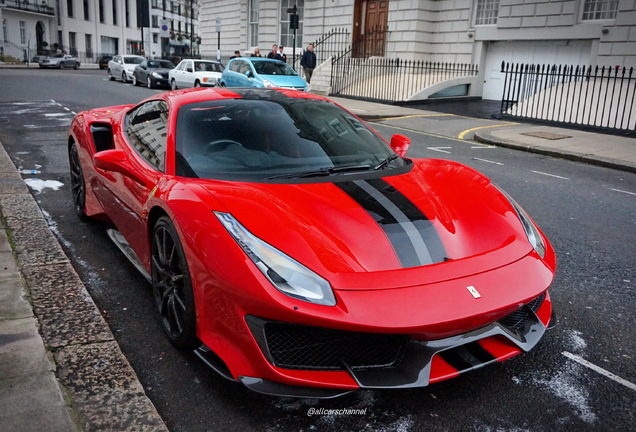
xmin=336 ymin=179 xmax=447 ymax=268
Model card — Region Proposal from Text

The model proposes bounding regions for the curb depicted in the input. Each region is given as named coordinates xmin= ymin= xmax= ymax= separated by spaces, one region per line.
xmin=0 ymin=143 xmax=168 ymax=431
xmin=473 ymin=129 xmax=636 ymax=175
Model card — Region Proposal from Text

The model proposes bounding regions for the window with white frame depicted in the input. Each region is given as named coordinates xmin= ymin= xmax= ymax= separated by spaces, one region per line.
xmin=474 ymin=0 xmax=500 ymax=26
xmin=279 ymin=0 xmax=303 ymax=49
xmin=2 ymin=19 xmax=8 ymax=44
xmin=248 ymin=0 xmax=259 ymax=48
xmin=19 ymin=21 xmax=26 ymax=45
xmin=582 ymin=0 xmax=618 ymax=20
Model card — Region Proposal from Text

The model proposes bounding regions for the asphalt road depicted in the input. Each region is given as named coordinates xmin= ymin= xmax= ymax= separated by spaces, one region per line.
xmin=0 ymin=69 xmax=634 ymax=432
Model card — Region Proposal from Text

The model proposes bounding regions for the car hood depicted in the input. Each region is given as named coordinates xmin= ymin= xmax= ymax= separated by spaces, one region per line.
xmin=259 ymin=74 xmax=307 ymax=88
xmin=197 ymin=159 xmax=534 ymax=280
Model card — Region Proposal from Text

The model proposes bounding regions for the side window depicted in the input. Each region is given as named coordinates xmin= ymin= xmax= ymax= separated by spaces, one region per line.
xmin=230 ymin=61 xmax=241 ymax=72
xmin=126 ymin=101 xmax=168 ymax=171
xmin=177 ymin=62 xmax=185 ymax=71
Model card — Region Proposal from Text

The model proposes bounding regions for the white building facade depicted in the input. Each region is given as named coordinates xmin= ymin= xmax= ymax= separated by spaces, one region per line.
xmin=1 ymin=0 xmax=200 ymax=64
xmin=198 ymin=0 xmax=636 ymax=97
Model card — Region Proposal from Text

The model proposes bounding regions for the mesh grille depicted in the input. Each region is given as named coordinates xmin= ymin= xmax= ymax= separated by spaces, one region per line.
xmin=264 ymin=323 xmax=410 ymax=371
xmin=498 ymin=292 xmax=546 ymax=331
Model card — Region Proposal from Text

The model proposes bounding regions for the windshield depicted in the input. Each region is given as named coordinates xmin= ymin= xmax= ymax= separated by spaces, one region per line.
xmin=124 ymin=57 xmax=144 ymax=64
xmin=253 ymin=61 xmax=297 ymax=76
xmin=148 ymin=60 xmax=175 ymax=68
xmin=194 ymin=61 xmax=224 ymax=72
xmin=175 ymin=97 xmax=402 ymax=181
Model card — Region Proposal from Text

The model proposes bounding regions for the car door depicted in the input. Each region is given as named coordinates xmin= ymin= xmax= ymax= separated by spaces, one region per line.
xmin=94 ymin=100 xmax=167 ymax=263
xmin=181 ymin=60 xmax=194 ymax=87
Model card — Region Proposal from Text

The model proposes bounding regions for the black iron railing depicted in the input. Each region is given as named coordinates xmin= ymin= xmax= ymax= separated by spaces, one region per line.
xmin=500 ymin=62 xmax=635 ymax=132
xmin=331 ymin=57 xmax=478 ymax=103
xmin=291 ymin=27 xmax=350 ymax=71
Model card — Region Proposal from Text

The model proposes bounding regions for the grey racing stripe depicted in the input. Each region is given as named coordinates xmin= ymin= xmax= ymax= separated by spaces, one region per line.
xmin=353 ymin=180 xmax=434 ymax=266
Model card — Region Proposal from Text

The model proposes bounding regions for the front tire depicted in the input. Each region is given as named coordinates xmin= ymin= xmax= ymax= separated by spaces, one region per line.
xmin=151 ymin=216 xmax=198 ymax=349
xmin=147 ymin=76 xmax=154 ymax=89
xmin=68 ymin=143 xmax=89 ymax=221
xmin=60 ymin=62 xmax=65 ymax=69
xmin=122 ymin=72 xmax=128 ymax=83
xmin=132 ymin=74 xmax=139 ymax=86
xmin=170 ymin=79 xmax=178 ymax=90
xmin=108 ymin=69 xmax=115 ymax=81
xmin=194 ymin=80 xmax=201 ymax=88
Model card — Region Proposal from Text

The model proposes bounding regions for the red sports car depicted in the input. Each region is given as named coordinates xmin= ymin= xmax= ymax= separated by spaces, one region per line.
xmin=68 ymin=88 xmax=556 ymax=398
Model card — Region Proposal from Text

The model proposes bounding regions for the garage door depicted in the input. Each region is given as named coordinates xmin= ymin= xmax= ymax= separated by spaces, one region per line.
xmin=482 ymin=40 xmax=592 ymax=100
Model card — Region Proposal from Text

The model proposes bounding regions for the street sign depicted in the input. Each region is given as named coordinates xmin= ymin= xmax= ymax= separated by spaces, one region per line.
xmin=216 ymin=17 xmax=221 ymax=33
xmin=159 ymin=19 xmax=170 ymax=38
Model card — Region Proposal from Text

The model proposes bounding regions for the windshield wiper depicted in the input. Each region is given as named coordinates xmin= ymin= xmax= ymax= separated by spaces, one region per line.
xmin=374 ymin=153 xmax=400 ymax=170
xmin=266 ymin=164 xmax=372 ymax=180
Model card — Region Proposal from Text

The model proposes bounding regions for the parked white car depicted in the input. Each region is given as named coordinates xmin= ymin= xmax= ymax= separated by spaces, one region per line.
xmin=168 ymin=59 xmax=224 ymax=89
xmin=107 ymin=55 xmax=144 ymax=83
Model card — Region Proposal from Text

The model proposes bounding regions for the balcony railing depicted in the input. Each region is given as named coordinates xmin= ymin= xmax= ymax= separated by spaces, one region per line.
xmin=0 ymin=0 xmax=55 ymax=15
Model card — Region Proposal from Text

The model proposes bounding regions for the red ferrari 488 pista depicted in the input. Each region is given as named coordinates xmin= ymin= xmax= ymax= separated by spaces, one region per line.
xmin=68 ymin=87 xmax=556 ymax=398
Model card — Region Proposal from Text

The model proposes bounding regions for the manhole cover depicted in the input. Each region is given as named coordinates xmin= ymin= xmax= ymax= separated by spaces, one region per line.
xmin=521 ymin=131 xmax=571 ymax=140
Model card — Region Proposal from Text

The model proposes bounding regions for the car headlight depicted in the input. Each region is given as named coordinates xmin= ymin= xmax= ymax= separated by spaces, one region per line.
xmin=496 ymin=187 xmax=546 ymax=259
xmin=151 ymin=72 xmax=162 ymax=78
xmin=215 ymin=212 xmax=336 ymax=306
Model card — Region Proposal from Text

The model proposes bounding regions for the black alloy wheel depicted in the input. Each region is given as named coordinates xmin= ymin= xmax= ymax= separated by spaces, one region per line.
xmin=151 ymin=216 xmax=198 ymax=349
xmin=68 ymin=143 xmax=89 ymax=221
xmin=60 ymin=62 xmax=65 ymax=69
xmin=147 ymin=76 xmax=154 ymax=89
xmin=122 ymin=71 xmax=127 ymax=83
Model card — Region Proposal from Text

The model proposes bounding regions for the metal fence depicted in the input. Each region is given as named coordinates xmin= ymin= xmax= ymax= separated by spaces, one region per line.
xmin=500 ymin=62 xmax=636 ymax=133
xmin=290 ymin=27 xmax=350 ymax=71
xmin=331 ymin=57 xmax=478 ymax=103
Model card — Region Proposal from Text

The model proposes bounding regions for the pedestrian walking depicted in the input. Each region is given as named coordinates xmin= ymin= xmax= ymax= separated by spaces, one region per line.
xmin=300 ymin=43 xmax=317 ymax=83
xmin=278 ymin=46 xmax=287 ymax=63
xmin=252 ymin=47 xmax=262 ymax=57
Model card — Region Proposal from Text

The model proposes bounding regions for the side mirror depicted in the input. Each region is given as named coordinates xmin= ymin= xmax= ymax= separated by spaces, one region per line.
xmin=389 ymin=134 xmax=411 ymax=157
xmin=186 ymin=67 xmax=193 ymax=73
xmin=245 ymin=70 xmax=254 ymax=78
xmin=94 ymin=149 xmax=149 ymax=186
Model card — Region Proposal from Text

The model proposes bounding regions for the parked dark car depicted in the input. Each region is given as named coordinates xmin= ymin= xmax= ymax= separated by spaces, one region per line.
xmin=96 ymin=55 xmax=113 ymax=70
xmin=132 ymin=59 xmax=175 ymax=89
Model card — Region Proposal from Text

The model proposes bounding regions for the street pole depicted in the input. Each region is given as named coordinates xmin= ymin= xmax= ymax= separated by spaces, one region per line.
xmin=287 ymin=4 xmax=298 ymax=70
xmin=216 ymin=17 xmax=221 ymax=63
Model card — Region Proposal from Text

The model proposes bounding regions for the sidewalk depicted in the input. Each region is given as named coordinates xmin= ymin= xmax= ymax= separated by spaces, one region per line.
xmin=0 ymin=96 xmax=634 ymax=431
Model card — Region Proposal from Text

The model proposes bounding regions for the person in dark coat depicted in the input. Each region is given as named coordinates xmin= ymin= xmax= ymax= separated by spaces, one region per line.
xmin=267 ymin=44 xmax=283 ymax=61
xmin=300 ymin=43 xmax=317 ymax=83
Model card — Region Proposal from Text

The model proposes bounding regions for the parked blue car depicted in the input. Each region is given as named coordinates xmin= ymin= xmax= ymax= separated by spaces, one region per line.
xmin=220 ymin=57 xmax=309 ymax=91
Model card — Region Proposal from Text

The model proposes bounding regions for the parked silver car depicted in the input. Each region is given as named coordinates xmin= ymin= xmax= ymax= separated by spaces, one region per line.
xmin=38 ymin=54 xmax=80 ymax=69
xmin=107 ymin=55 xmax=144 ymax=83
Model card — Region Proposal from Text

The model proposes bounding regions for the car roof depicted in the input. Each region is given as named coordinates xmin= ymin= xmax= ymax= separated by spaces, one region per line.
xmin=147 ymin=87 xmax=325 ymax=109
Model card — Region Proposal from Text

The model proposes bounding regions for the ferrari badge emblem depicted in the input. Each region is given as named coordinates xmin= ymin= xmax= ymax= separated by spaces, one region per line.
xmin=466 ymin=285 xmax=481 ymax=299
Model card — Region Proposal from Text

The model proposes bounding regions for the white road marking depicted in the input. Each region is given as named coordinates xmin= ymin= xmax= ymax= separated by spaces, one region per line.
xmin=427 ymin=147 xmax=452 ymax=154
xmin=473 ymin=157 xmax=504 ymax=165
xmin=610 ymin=188 xmax=636 ymax=196
xmin=562 ymin=351 xmax=636 ymax=392
xmin=531 ymin=170 xmax=569 ymax=180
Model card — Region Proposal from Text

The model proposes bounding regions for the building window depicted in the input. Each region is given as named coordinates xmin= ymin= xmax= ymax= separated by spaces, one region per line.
xmin=67 ymin=0 xmax=74 ymax=18
xmin=152 ymin=0 xmax=158 ymax=7
xmin=125 ymin=0 xmax=130 ymax=27
xmin=2 ymin=19 xmax=8 ymax=44
xmin=83 ymin=0 xmax=89 ymax=20
xmin=69 ymin=31 xmax=77 ymax=56
xmin=19 ymin=21 xmax=26 ymax=44
xmin=249 ymin=0 xmax=259 ymax=48
xmin=113 ymin=0 xmax=118 ymax=25
xmin=279 ymin=0 xmax=303 ymax=49
xmin=152 ymin=15 xmax=159 ymax=28
xmin=474 ymin=0 xmax=499 ymax=26
xmin=85 ymin=34 xmax=93 ymax=57
xmin=582 ymin=0 xmax=618 ymax=20
xmin=99 ymin=0 xmax=105 ymax=23
xmin=153 ymin=33 xmax=158 ymax=43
